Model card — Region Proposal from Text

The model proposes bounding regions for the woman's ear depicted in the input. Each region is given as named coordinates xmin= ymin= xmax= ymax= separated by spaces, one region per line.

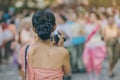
xmin=53 ymin=24 xmax=56 ymax=32
xmin=32 ymin=27 xmax=35 ymax=32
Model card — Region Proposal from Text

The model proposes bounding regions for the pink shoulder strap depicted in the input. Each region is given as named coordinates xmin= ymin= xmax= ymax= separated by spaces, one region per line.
xmin=85 ymin=25 xmax=99 ymax=44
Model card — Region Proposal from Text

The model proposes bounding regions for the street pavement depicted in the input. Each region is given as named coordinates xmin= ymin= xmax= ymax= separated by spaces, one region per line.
xmin=0 ymin=59 xmax=120 ymax=80
xmin=72 ymin=59 xmax=120 ymax=80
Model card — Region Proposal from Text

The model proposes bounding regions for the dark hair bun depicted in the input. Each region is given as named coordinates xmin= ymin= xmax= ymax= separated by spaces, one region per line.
xmin=32 ymin=10 xmax=55 ymax=40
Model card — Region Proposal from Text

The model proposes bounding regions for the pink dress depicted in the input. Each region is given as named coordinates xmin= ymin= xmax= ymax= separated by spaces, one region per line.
xmin=83 ymin=42 xmax=106 ymax=74
xmin=83 ymin=23 xmax=106 ymax=74
xmin=20 ymin=46 xmax=64 ymax=80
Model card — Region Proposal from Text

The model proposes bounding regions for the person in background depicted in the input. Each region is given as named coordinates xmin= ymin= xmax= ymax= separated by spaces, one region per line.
xmin=66 ymin=10 xmax=80 ymax=72
xmin=22 ymin=9 xmax=29 ymax=18
xmin=114 ymin=9 xmax=120 ymax=26
xmin=20 ymin=10 xmax=70 ymax=80
xmin=10 ymin=40 xmax=21 ymax=79
xmin=104 ymin=16 xmax=119 ymax=77
xmin=83 ymin=12 xmax=106 ymax=80
xmin=1 ymin=19 xmax=8 ymax=31
xmin=2 ymin=20 xmax=16 ymax=62
xmin=7 ymin=20 xmax=16 ymax=36
xmin=75 ymin=12 xmax=86 ymax=73
xmin=99 ymin=12 xmax=108 ymax=40
xmin=70 ymin=12 xmax=86 ymax=73
xmin=0 ymin=21 xmax=4 ymax=67
xmin=15 ymin=13 xmax=21 ymax=31
xmin=99 ymin=12 xmax=108 ymax=28
xmin=3 ymin=10 xmax=10 ymax=22
xmin=19 ymin=21 xmax=33 ymax=46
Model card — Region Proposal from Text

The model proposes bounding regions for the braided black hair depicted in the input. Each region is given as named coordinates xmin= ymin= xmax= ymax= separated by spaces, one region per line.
xmin=32 ymin=10 xmax=55 ymax=40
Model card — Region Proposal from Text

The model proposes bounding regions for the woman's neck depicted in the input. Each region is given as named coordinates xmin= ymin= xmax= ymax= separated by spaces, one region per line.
xmin=36 ymin=38 xmax=51 ymax=46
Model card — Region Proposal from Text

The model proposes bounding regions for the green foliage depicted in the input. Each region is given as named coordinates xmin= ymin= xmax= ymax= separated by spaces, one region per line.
xmin=89 ymin=0 xmax=113 ymax=7
xmin=45 ymin=0 xmax=56 ymax=4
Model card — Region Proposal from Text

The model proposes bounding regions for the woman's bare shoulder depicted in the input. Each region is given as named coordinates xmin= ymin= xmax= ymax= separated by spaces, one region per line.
xmin=55 ymin=47 xmax=69 ymax=58
xmin=27 ymin=43 xmax=37 ymax=54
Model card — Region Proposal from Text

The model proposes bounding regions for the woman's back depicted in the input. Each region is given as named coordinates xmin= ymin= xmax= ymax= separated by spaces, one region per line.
xmin=28 ymin=42 xmax=68 ymax=69
xmin=20 ymin=42 xmax=70 ymax=80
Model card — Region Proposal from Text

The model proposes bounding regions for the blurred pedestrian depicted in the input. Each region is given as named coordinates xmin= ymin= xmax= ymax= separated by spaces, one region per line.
xmin=0 ymin=22 xmax=4 ymax=66
xmin=104 ymin=16 xmax=119 ymax=77
xmin=19 ymin=21 xmax=33 ymax=46
xmin=2 ymin=20 xmax=15 ymax=62
xmin=83 ymin=12 xmax=106 ymax=80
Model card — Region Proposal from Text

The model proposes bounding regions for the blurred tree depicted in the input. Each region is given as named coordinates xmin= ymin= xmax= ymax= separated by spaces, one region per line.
xmin=44 ymin=0 xmax=56 ymax=6
xmin=89 ymin=0 xmax=113 ymax=7
xmin=24 ymin=0 xmax=28 ymax=8
xmin=116 ymin=0 xmax=120 ymax=9
xmin=0 ymin=0 xmax=15 ymax=10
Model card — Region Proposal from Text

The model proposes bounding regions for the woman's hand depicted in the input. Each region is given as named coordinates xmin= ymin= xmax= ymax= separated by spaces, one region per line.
xmin=58 ymin=31 xmax=65 ymax=47
xmin=50 ymin=30 xmax=65 ymax=46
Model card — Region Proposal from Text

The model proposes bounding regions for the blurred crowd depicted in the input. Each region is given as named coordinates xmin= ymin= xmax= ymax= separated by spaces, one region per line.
xmin=0 ymin=4 xmax=120 ymax=79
